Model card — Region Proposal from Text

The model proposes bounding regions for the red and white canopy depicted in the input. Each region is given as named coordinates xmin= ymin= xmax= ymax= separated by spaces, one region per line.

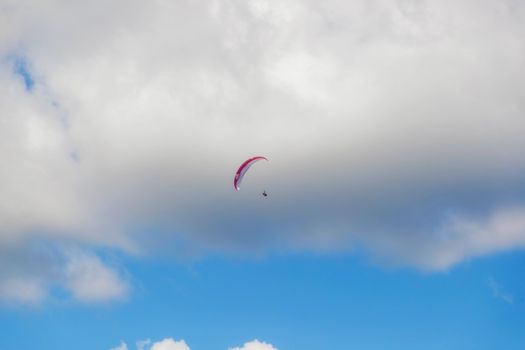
xmin=233 ymin=156 xmax=268 ymax=190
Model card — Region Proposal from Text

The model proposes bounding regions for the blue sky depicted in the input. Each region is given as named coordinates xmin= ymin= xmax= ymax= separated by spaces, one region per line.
xmin=0 ymin=251 xmax=524 ymax=349
xmin=13 ymin=57 xmax=34 ymax=91
xmin=1 ymin=1 xmax=525 ymax=349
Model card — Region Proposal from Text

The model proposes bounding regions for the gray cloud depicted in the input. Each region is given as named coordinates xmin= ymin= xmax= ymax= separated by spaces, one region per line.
xmin=1 ymin=0 xmax=525 ymax=303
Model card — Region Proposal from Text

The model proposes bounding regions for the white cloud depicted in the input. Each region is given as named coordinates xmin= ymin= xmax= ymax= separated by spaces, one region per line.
xmin=0 ymin=276 xmax=46 ymax=305
xmin=488 ymin=278 xmax=514 ymax=304
xmin=64 ymin=250 xmax=128 ymax=303
xmin=1 ymin=0 xmax=525 ymax=303
xmin=149 ymin=338 xmax=190 ymax=350
xmin=111 ymin=338 xmax=278 ymax=350
xmin=367 ymin=206 xmax=525 ymax=270
xmin=109 ymin=342 xmax=129 ymax=350
xmin=229 ymin=339 xmax=278 ymax=350
xmin=137 ymin=339 xmax=152 ymax=350
xmin=0 ymin=244 xmax=128 ymax=305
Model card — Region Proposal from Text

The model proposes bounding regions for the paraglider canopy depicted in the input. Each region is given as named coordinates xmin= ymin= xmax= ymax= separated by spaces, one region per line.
xmin=233 ymin=156 xmax=268 ymax=191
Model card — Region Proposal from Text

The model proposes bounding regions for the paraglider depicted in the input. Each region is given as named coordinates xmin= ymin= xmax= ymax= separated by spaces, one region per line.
xmin=233 ymin=156 xmax=268 ymax=191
